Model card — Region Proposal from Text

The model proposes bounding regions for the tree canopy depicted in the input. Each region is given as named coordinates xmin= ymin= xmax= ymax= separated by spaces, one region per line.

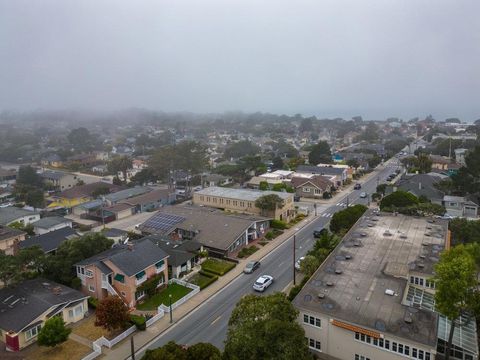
xmin=379 ymin=191 xmax=419 ymax=210
xmin=451 ymin=145 xmax=480 ymax=195
xmin=329 ymin=204 xmax=367 ymax=235
xmin=141 ymin=341 xmax=221 ymax=360
xmin=308 ymin=141 xmax=332 ymax=165
xmin=254 ymin=194 xmax=285 ymax=214
xmin=224 ymin=140 xmax=260 ymax=159
xmin=38 ymin=316 xmax=71 ymax=347
xmin=223 ymin=293 xmax=311 ymax=360
xmin=95 ymin=296 xmax=130 ymax=331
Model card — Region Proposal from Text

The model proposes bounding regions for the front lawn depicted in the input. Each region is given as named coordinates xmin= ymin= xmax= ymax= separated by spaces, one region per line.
xmin=136 ymin=283 xmax=192 ymax=311
xmin=190 ymin=271 xmax=218 ymax=290
xmin=25 ymin=339 xmax=91 ymax=360
xmin=201 ymin=258 xmax=236 ymax=276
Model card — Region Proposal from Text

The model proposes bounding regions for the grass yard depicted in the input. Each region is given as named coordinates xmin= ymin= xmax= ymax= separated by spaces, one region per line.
xmin=72 ymin=316 xmax=109 ymax=341
xmin=190 ymin=272 xmax=218 ymax=290
xmin=136 ymin=283 xmax=192 ymax=311
xmin=25 ymin=339 xmax=91 ymax=360
xmin=201 ymin=258 xmax=236 ymax=275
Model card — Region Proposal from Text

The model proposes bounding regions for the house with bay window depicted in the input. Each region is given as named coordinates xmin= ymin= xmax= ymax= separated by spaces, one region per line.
xmin=74 ymin=239 xmax=169 ymax=308
xmin=0 ymin=278 xmax=88 ymax=351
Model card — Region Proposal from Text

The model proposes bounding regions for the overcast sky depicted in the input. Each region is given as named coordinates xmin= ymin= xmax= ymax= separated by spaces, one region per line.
xmin=1 ymin=0 xmax=479 ymax=120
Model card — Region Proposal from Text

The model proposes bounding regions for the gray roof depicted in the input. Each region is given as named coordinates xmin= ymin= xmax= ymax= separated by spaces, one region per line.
xmin=0 ymin=226 xmax=25 ymax=241
xmin=102 ymin=228 xmax=128 ymax=238
xmin=397 ymin=174 xmax=445 ymax=202
xmin=40 ymin=170 xmax=72 ymax=180
xmin=33 ymin=216 xmax=71 ymax=230
xmin=142 ymin=235 xmax=202 ymax=267
xmin=75 ymin=199 xmax=103 ymax=210
xmin=103 ymin=186 xmax=152 ymax=203
xmin=293 ymin=211 xmax=448 ymax=348
xmin=0 ymin=278 xmax=87 ymax=333
xmin=194 ymin=186 xmax=292 ymax=202
xmin=0 ymin=207 xmax=40 ymax=226
xmin=76 ymin=238 xmax=168 ymax=277
xmin=296 ymin=165 xmax=345 ymax=176
xmin=19 ymin=227 xmax=78 ymax=253
xmin=141 ymin=205 xmax=269 ymax=252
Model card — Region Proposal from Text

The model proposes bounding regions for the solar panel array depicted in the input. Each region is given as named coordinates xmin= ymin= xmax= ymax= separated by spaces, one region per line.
xmin=143 ymin=213 xmax=185 ymax=231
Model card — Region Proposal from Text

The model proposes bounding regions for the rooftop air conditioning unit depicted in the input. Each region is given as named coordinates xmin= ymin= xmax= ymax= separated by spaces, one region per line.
xmin=385 ymin=289 xmax=395 ymax=296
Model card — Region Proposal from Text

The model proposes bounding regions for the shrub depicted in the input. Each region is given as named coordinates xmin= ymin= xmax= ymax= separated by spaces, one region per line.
xmin=70 ymin=277 xmax=82 ymax=289
xmin=195 ymin=271 xmax=219 ymax=289
xmin=270 ymin=219 xmax=288 ymax=229
xmin=258 ymin=241 xmax=268 ymax=246
xmin=138 ymin=274 xmax=164 ymax=297
xmin=201 ymin=259 xmax=236 ymax=276
xmin=130 ymin=314 xmax=146 ymax=331
xmin=329 ymin=204 xmax=368 ymax=234
xmin=380 ymin=191 xmax=419 ymax=210
xmin=237 ymin=245 xmax=259 ymax=259
xmin=88 ymin=297 xmax=99 ymax=309
xmin=265 ymin=231 xmax=274 ymax=240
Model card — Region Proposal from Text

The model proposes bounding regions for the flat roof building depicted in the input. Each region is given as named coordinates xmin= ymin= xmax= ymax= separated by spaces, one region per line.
xmin=293 ymin=211 xmax=478 ymax=360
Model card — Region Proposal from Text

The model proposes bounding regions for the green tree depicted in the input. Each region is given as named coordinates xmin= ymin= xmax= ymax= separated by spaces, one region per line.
xmin=67 ymin=127 xmax=95 ymax=152
xmin=8 ymin=221 xmax=35 ymax=235
xmin=186 ymin=343 xmax=222 ymax=360
xmin=37 ymin=316 xmax=71 ymax=347
xmin=95 ymin=296 xmax=130 ymax=332
xmin=142 ymin=341 xmax=187 ymax=360
xmin=299 ymin=255 xmax=320 ymax=277
xmin=451 ymin=145 xmax=480 ymax=195
xmin=379 ymin=191 xmax=419 ymax=210
xmin=329 ymin=204 xmax=367 ymax=234
xmin=376 ymin=183 xmax=387 ymax=195
xmin=224 ymin=140 xmax=260 ymax=159
xmin=308 ymin=141 xmax=332 ymax=165
xmin=254 ymin=194 xmax=284 ymax=216
xmin=16 ymin=165 xmax=43 ymax=188
xmin=223 ymin=293 xmax=311 ymax=360
xmin=271 ymin=156 xmax=284 ymax=171
xmin=108 ymin=155 xmax=132 ymax=183
xmin=434 ymin=245 xmax=479 ymax=360
xmin=0 ymin=251 xmax=19 ymax=286
xmin=17 ymin=246 xmax=46 ymax=275
xmin=259 ymin=181 xmax=269 ymax=191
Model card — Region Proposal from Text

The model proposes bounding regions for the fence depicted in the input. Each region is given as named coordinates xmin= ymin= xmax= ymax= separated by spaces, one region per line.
xmin=146 ymin=308 xmax=165 ymax=327
xmin=158 ymin=278 xmax=200 ymax=313
xmin=80 ymin=325 xmax=136 ymax=360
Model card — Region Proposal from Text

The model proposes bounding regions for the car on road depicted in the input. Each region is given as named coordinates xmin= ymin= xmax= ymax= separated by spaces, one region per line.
xmin=353 ymin=183 xmax=362 ymax=190
xmin=243 ymin=260 xmax=260 ymax=274
xmin=295 ymin=256 xmax=305 ymax=271
xmin=253 ymin=275 xmax=273 ymax=292
xmin=313 ymin=228 xmax=329 ymax=238
xmin=360 ymin=192 xmax=367 ymax=198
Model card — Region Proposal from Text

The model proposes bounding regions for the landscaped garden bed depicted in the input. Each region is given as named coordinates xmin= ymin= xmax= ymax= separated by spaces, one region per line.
xmin=201 ymin=258 xmax=236 ymax=276
xmin=237 ymin=245 xmax=259 ymax=258
xmin=136 ymin=283 xmax=193 ymax=311
xmin=189 ymin=270 xmax=218 ymax=290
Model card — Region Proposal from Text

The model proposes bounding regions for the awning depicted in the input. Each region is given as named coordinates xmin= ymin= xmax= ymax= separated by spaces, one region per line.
xmin=155 ymin=260 xmax=165 ymax=268
xmin=135 ymin=271 xmax=146 ymax=279
xmin=114 ymin=273 xmax=125 ymax=282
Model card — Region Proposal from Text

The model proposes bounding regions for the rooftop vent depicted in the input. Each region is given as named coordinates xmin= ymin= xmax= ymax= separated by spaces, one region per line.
xmin=345 ymin=254 xmax=352 ymax=260
xmin=385 ymin=289 xmax=395 ymax=296
xmin=417 ymin=263 xmax=425 ymax=269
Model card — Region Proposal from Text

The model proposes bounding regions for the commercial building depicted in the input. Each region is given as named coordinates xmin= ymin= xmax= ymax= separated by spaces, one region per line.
xmin=293 ymin=211 xmax=478 ymax=360
xmin=193 ymin=186 xmax=294 ymax=222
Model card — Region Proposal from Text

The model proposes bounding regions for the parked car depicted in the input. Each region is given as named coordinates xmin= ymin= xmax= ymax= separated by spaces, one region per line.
xmin=253 ymin=275 xmax=274 ymax=292
xmin=295 ymin=257 xmax=305 ymax=271
xmin=313 ymin=228 xmax=328 ymax=238
xmin=243 ymin=260 xmax=260 ymax=274
xmin=360 ymin=192 xmax=367 ymax=198
xmin=353 ymin=183 xmax=362 ymax=190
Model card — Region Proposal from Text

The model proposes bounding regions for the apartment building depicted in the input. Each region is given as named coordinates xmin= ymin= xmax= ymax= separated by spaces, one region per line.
xmin=75 ymin=239 xmax=169 ymax=308
xmin=193 ymin=186 xmax=294 ymax=221
xmin=293 ymin=211 xmax=478 ymax=360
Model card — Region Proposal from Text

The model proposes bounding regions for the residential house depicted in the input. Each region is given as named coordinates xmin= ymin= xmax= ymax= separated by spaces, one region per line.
xmin=202 ymin=174 xmax=233 ymax=188
xmin=395 ymin=173 xmax=446 ymax=205
xmin=119 ymin=188 xmax=175 ymax=213
xmin=290 ymin=175 xmax=334 ymax=199
xmin=66 ymin=153 xmax=97 ymax=168
xmin=75 ymin=239 xmax=169 ymax=308
xmin=18 ymin=227 xmax=79 ymax=254
xmin=0 ymin=278 xmax=88 ymax=351
xmin=0 ymin=226 xmax=26 ymax=255
xmin=193 ymin=186 xmax=295 ymax=222
xmin=142 ymin=235 xmax=203 ymax=278
xmin=40 ymin=170 xmax=78 ymax=191
xmin=140 ymin=205 xmax=270 ymax=257
xmin=0 ymin=168 xmax=16 ymax=184
xmin=48 ymin=181 xmax=124 ymax=209
xmin=454 ymin=148 xmax=468 ymax=166
xmin=32 ymin=216 xmax=73 ymax=235
xmin=41 ymin=154 xmax=63 ymax=168
xmin=296 ymin=165 xmax=347 ymax=187
xmin=103 ymin=186 xmax=152 ymax=206
xmin=442 ymin=195 xmax=479 ymax=218
xmin=0 ymin=207 xmax=40 ymax=226
xmin=429 ymin=155 xmax=452 ymax=171
xmin=102 ymin=228 xmax=128 ymax=244
xmin=72 ymin=199 xmax=103 ymax=218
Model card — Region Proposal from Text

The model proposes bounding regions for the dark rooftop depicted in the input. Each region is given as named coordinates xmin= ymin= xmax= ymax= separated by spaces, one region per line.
xmin=18 ymin=227 xmax=78 ymax=253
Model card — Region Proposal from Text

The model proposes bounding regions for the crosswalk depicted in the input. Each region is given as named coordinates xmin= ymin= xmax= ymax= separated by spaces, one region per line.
xmin=320 ymin=212 xmax=333 ymax=218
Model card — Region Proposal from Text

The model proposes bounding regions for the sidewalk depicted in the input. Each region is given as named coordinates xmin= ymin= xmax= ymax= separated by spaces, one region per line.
xmin=101 ymin=164 xmax=388 ymax=359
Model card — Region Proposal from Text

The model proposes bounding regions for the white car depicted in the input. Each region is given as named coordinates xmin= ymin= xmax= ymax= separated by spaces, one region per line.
xmin=295 ymin=257 xmax=305 ymax=271
xmin=360 ymin=192 xmax=367 ymax=198
xmin=253 ymin=275 xmax=274 ymax=292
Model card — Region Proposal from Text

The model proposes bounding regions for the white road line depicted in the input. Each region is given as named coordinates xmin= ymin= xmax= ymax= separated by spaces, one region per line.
xmin=210 ymin=315 xmax=222 ymax=326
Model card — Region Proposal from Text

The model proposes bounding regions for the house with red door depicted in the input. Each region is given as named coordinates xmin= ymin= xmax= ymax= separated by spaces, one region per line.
xmin=0 ymin=278 xmax=88 ymax=351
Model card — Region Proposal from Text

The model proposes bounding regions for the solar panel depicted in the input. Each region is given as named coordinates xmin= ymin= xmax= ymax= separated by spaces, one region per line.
xmin=143 ymin=213 xmax=185 ymax=231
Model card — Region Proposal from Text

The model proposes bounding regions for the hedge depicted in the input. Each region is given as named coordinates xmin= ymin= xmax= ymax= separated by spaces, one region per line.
xmin=196 ymin=270 xmax=219 ymax=289
xmin=130 ymin=315 xmax=146 ymax=331
xmin=88 ymin=297 xmax=99 ymax=309
xmin=201 ymin=259 xmax=236 ymax=276
xmin=270 ymin=219 xmax=288 ymax=229
xmin=237 ymin=245 xmax=259 ymax=259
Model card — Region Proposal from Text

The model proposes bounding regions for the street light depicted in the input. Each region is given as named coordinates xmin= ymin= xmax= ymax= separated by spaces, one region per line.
xmin=169 ymin=294 xmax=173 ymax=323
xmin=314 ymin=203 xmax=317 ymax=216
xmin=293 ymin=235 xmax=296 ymax=286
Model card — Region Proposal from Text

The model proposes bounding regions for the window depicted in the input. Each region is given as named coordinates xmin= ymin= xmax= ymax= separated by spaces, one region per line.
xmin=85 ymin=270 xmax=93 ymax=278
xmin=307 ymin=338 xmax=321 ymax=351
xmin=398 ymin=343 xmax=403 ymax=354
xmin=392 ymin=342 xmax=397 ymax=352
xmin=155 ymin=260 xmax=165 ymax=268
xmin=303 ymin=314 xmax=321 ymax=328
xmin=303 ymin=187 xmax=311 ymax=193
xmin=25 ymin=324 xmax=41 ymax=341
xmin=405 ymin=345 xmax=410 ymax=356
xmin=412 ymin=348 xmax=417 ymax=357
xmin=69 ymin=304 xmax=84 ymax=318
xmin=88 ymin=285 xmax=95 ymax=292
xmin=135 ymin=290 xmax=146 ymax=300
xmin=355 ymin=355 xmax=370 ymax=360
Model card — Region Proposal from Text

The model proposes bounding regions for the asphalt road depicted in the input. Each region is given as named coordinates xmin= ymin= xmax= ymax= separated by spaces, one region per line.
xmin=137 ymin=159 xmax=402 ymax=355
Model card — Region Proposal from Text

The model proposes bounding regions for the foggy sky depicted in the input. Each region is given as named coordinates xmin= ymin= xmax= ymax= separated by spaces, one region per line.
xmin=1 ymin=0 xmax=479 ymax=120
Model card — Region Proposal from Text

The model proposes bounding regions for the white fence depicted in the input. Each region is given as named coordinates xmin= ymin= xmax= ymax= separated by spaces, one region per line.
xmin=158 ymin=278 xmax=200 ymax=313
xmin=80 ymin=325 xmax=136 ymax=360
xmin=146 ymin=308 xmax=165 ymax=327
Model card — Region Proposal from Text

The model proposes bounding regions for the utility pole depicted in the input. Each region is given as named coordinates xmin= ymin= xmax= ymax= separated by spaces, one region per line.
xmin=130 ymin=337 xmax=135 ymax=360
xmin=169 ymin=294 xmax=173 ymax=323
xmin=346 ymin=195 xmax=349 ymax=207
xmin=314 ymin=203 xmax=317 ymax=216
xmin=293 ymin=235 xmax=296 ymax=285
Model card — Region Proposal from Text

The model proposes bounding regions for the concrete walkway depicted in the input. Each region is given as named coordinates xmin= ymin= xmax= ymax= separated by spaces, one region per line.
xmin=100 ymin=165 xmax=389 ymax=359
xmin=69 ymin=333 xmax=93 ymax=348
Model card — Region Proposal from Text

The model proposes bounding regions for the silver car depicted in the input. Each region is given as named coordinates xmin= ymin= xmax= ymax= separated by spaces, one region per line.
xmin=253 ymin=275 xmax=273 ymax=292
xmin=243 ymin=261 xmax=260 ymax=274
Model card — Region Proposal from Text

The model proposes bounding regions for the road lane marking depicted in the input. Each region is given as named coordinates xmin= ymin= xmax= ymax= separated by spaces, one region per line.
xmin=211 ymin=315 xmax=222 ymax=325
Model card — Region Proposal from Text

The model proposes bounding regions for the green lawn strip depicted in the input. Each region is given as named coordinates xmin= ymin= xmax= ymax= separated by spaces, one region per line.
xmin=190 ymin=271 xmax=218 ymax=290
xmin=136 ymin=283 xmax=192 ymax=310
xmin=201 ymin=258 xmax=236 ymax=276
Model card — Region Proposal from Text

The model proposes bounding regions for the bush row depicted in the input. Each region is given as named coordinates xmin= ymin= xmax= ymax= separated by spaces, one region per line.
xmin=237 ymin=245 xmax=259 ymax=259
